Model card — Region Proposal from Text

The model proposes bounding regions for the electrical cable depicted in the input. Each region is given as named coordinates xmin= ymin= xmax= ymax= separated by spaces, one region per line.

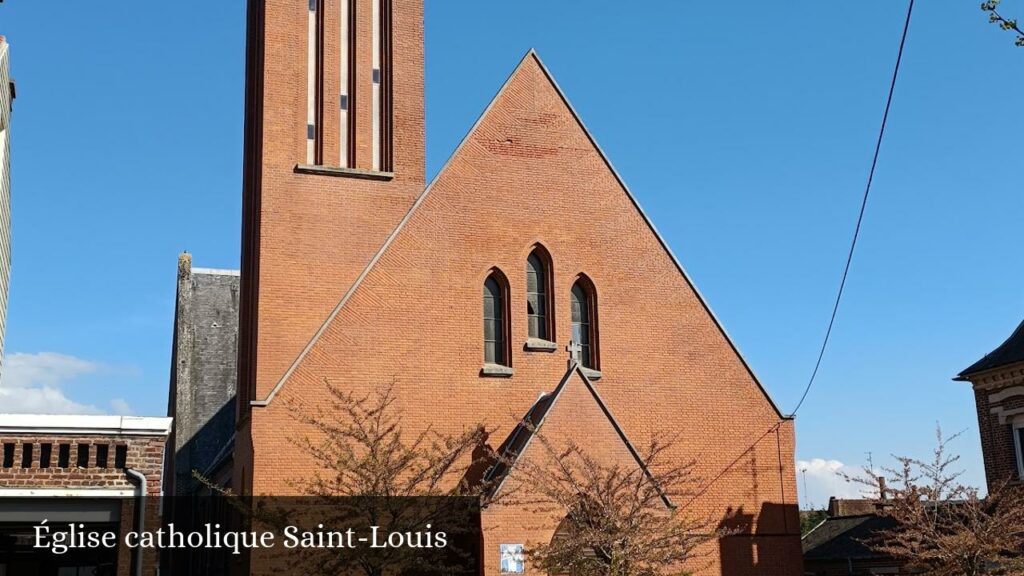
xmin=789 ymin=0 xmax=916 ymax=417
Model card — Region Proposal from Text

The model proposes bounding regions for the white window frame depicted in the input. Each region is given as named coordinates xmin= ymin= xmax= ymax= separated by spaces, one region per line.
xmin=499 ymin=544 xmax=525 ymax=574
xmin=1013 ymin=418 xmax=1024 ymax=481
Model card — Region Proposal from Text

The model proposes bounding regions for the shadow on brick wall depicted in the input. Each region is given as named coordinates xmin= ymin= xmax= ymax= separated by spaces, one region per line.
xmin=718 ymin=502 xmax=803 ymax=576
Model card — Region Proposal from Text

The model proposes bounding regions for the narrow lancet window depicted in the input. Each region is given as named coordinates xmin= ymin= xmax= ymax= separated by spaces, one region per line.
xmin=526 ymin=248 xmax=553 ymax=341
xmin=571 ymin=278 xmax=597 ymax=369
xmin=484 ymin=272 xmax=509 ymax=366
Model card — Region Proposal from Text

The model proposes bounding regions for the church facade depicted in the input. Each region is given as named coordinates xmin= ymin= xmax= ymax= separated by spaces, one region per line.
xmin=170 ymin=0 xmax=803 ymax=574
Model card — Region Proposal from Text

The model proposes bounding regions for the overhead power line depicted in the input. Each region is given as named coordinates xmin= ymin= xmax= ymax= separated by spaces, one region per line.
xmin=789 ymin=0 xmax=916 ymax=417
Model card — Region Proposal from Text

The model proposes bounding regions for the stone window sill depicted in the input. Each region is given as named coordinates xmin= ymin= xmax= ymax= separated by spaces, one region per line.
xmin=481 ymin=364 xmax=514 ymax=378
xmin=524 ymin=338 xmax=557 ymax=352
xmin=580 ymin=367 xmax=603 ymax=381
xmin=294 ymin=164 xmax=395 ymax=181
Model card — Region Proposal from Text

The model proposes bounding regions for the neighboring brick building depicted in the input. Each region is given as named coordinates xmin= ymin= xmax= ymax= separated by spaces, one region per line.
xmin=171 ymin=0 xmax=804 ymax=574
xmin=955 ymin=319 xmax=1024 ymax=490
xmin=802 ymin=498 xmax=904 ymax=576
xmin=0 ymin=414 xmax=171 ymax=576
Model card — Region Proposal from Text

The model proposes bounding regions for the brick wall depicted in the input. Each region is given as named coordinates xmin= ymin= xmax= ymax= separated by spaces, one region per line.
xmin=0 ymin=431 xmax=168 ymax=576
xmin=967 ymin=364 xmax=1024 ymax=490
xmin=241 ymin=47 xmax=802 ymax=576
xmin=0 ymin=434 xmax=166 ymax=493
xmin=237 ymin=0 xmax=426 ymax=452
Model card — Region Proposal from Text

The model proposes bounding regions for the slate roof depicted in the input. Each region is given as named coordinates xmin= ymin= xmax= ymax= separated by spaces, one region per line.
xmin=957 ymin=319 xmax=1024 ymax=379
xmin=802 ymin=514 xmax=898 ymax=561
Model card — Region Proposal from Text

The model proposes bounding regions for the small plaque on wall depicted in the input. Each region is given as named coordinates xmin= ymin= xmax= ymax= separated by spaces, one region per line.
xmin=499 ymin=543 xmax=525 ymax=574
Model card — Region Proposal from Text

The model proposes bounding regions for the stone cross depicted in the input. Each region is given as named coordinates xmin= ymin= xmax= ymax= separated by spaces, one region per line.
xmin=567 ymin=340 xmax=582 ymax=367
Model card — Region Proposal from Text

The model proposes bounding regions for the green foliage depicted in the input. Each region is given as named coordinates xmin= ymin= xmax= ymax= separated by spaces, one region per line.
xmin=799 ymin=508 xmax=828 ymax=537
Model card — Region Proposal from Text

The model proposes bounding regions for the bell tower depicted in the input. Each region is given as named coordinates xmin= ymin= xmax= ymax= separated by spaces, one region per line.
xmin=236 ymin=0 xmax=424 ymax=493
xmin=299 ymin=0 xmax=406 ymax=173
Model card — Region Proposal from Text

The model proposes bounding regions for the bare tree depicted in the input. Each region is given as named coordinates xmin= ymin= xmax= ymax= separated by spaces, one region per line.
xmin=982 ymin=0 xmax=1024 ymax=46
xmin=500 ymin=432 xmax=717 ymax=576
xmin=846 ymin=427 xmax=1024 ymax=576
xmin=278 ymin=380 xmax=491 ymax=575
xmin=197 ymin=380 xmax=489 ymax=576
xmin=289 ymin=379 xmax=487 ymax=498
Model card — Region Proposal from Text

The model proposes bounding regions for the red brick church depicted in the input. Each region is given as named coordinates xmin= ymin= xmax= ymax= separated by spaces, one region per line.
xmin=168 ymin=0 xmax=803 ymax=574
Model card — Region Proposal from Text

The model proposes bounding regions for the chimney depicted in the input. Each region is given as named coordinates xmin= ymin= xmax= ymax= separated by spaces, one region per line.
xmin=878 ymin=476 xmax=887 ymax=500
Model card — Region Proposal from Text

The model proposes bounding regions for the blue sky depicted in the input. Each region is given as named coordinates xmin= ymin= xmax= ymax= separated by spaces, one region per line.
xmin=1 ymin=1 xmax=1021 ymax=506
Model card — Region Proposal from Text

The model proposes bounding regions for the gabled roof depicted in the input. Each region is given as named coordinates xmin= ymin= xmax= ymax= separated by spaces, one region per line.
xmin=483 ymin=363 xmax=672 ymax=508
xmin=956 ymin=319 xmax=1024 ymax=380
xmin=253 ymin=49 xmax=787 ymax=421
xmin=802 ymin=513 xmax=897 ymax=561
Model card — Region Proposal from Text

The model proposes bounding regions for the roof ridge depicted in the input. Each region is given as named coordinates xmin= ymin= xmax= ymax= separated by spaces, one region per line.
xmin=485 ymin=363 xmax=672 ymax=508
xmin=957 ymin=317 xmax=1024 ymax=378
xmin=255 ymin=48 xmax=787 ymax=421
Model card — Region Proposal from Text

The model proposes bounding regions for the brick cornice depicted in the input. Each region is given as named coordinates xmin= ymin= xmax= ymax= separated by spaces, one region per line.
xmin=966 ymin=361 xmax=1024 ymax=391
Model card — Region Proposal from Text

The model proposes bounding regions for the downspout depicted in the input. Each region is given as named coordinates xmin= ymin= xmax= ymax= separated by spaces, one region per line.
xmin=126 ymin=468 xmax=147 ymax=576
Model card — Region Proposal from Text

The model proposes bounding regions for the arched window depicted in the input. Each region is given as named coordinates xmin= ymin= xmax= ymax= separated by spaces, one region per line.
xmin=484 ymin=271 xmax=510 ymax=366
xmin=571 ymin=277 xmax=598 ymax=369
xmin=526 ymin=247 xmax=554 ymax=341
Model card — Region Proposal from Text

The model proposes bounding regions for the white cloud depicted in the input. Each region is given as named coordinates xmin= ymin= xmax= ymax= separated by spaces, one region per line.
xmin=3 ymin=352 xmax=102 ymax=388
xmin=109 ymin=398 xmax=133 ymax=415
xmin=0 ymin=352 xmax=105 ymax=415
xmin=797 ymin=458 xmax=871 ymax=510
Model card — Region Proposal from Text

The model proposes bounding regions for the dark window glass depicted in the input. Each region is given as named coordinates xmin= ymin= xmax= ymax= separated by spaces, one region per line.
xmin=21 ymin=443 xmax=33 ymax=468
xmin=39 ymin=444 xmax=52 ymax=468
xmin=571 ymin=281 xmax=594 ymax=369
xmin=77 ymin=444 xmax=90 ymax=468
xmin=1017 ymin=427 xmax=1024 ymax=477
xmin=527 ymin=252 xmax=548 ymax=340
xmin=484 ymin=275 xmax=506 ymax=365
xmin=115 ymin=445 xmax=128 ymax=469
xmin=96 ymin=444 xmax=109 ymax=468
xmin=2 ymin=443 xmax=12 ymax=468
xmin=58 ymin=444 xmax=71 ymax=468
